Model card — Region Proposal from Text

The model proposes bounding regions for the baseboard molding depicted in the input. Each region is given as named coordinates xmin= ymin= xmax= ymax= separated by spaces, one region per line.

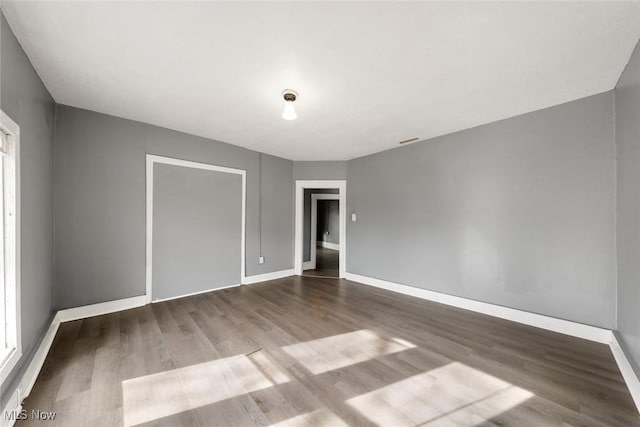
xmin=57 ymin=295 xmax=147 ymax=322
xmin=1 ymin=314 xmax=61 ymax=427
xmin=319 ymin=241 xmax=339 ymax=250
xmin=20 ymin=314 xmax=61 ymax=400
xmin=4 ymin=275 xmax=639 ymax=424
xmin=0 ymin=277 xmax=285 ymax=425
xmin=345 ymin=271 xmax=640 ymax=413
xmin=303 ymin=261 xmax=313 ymax=271
xmin=610 ymin=333 xmax=640 ymax=413
xmin=3 ymin=294 xmax=148 ymax=423
xmin=243 ymin=269 xmax=294 ymax=285
xmin=152 ymin=284 xmax=241 ymax=303
xmin=1 ymin=389 xmax=21 ymax=427
xmin=344 ymin=272 xmax=612 ymax=344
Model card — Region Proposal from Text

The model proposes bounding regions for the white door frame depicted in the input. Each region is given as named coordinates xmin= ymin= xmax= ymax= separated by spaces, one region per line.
xmin=0 ymin=110 xmax=21 ymax=384
xmin=146 ymin=154 xmax=247 ymax=303
xmin=294 ymin=180 xmax=346 ymax=278
xmin=310 ymin=193 xmax=340 ymax=270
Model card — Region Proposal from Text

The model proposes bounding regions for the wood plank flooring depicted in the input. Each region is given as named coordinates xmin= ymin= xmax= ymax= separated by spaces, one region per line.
xmin=17 ymin=276 xmax=640 ymax=426
xmin=302 ymin=246 xmax=339 ymax=278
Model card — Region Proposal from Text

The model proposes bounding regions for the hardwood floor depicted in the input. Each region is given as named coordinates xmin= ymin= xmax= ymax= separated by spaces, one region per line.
xmin=302 ymin=246 xmax=339 ymax=278
xmin=18 ymin=276 xmax=639 ymax=426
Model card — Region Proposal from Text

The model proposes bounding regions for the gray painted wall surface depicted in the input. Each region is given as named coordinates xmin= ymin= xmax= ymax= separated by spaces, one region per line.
xmin=318 ymin=200 xmax=340 ymax=245
xmin=152 ymin=164 xmax=242 ymax=301
xmin=54 ymin=106 xmax=293 ymax=309
xmin=616 ymin=40 xmax=640 ymax=373
xmin=347 ymin=92 xmax=617 ymax=328
xmin=303 ymin=189 xmax=339 ymax=261
xmin=0 ymin=13 xmax=55 ymax=404
xmin=293 ymin=161 xmax=347 ymax=180
xmin=259 ymin=154 xmax=295 ymax=270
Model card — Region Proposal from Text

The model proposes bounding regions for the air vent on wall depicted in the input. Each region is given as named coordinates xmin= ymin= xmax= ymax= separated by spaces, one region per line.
xmin=398 ymin=137 xmax=419 ymax=145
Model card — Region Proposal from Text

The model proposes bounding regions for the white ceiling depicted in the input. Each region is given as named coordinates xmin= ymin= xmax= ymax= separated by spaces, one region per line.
xmin=3 ymin=2 xmax=640 ymax=160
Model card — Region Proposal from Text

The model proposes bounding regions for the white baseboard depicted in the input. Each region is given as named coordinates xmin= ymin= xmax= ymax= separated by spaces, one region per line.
xmin=243 ymin=269 xmax=294 ymax=285
xmin=2 ymin=295 xmax=148 ymax=423
xmin=57 ymin=295 xmax=147 ymax=322
xmin=344 ymin=272 xmax=612 ymax=344
xmin=345 ymin=271 xmax=640 ymax=414
xmin=319 ymin=241 xmax=339 ymax=250
xmin=303 ymin=261 xmax=313 ymax=271
xmin=152 ymin=284 xmax=241 ymax=303
xmin=1 ymin=314 xmax=61 ymax=427
xmin=1 ymin=389 xmax=21 ymax=427
xmin=20 ymin=314 xmax=61 ymax=400
xmin=610 ymin=334 xmax=640 ymax=413
xmin=3 ymin=275 xmax=639 ymax=424
xmin=0 ymin=295 xmax=146 ymax=419
xmin=0 ymin=276 xmax=283 ymax=424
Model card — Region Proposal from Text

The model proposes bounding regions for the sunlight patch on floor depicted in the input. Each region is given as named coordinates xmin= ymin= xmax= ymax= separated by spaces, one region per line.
xmin=282 ymin=329 xmax=416 ymax=374
xmin=346 ymin=361 xmax=534 ymax=426
xmin=122 ymin=352 xmax=289 ymax=427
xmin=269 ymin=409 xmax=349 ymax=427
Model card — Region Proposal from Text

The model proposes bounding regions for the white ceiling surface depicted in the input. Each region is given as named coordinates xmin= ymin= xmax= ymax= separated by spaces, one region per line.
xmin=3 ymin=2 xmax=640 ymax=160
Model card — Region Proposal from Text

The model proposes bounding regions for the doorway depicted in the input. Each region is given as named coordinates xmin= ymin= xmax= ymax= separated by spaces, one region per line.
xmin=305 ymin=193 xmax=340 ymax=277
xmin=294 ymin=180 xmax=346 ymax=278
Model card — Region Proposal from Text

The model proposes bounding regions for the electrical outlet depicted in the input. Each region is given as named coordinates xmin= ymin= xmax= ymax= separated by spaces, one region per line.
xmin=259 ymin=256 xmax=265 ymax=264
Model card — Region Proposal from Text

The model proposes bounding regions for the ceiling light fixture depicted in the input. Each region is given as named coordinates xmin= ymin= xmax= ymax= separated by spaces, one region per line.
xmin=281 ymin=89 xmax=298 ymax=120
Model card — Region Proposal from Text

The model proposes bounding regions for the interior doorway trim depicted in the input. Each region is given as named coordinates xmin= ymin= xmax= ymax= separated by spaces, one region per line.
xmin=310 ymin=193 xmax=340 ymax=271
xmin=294 ymin=180 xmax=346 ymax=278
xmin=146 ymin=154 xmax=247 ymax=303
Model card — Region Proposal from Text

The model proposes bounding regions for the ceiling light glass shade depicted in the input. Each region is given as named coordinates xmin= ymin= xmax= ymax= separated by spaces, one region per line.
xmin=282 ymin=101 xmax=297 ymax=120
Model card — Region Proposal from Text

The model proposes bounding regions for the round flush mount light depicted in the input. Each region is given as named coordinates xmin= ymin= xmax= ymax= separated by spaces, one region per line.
xmin=281 ymin=89 xmax=298 ymax=120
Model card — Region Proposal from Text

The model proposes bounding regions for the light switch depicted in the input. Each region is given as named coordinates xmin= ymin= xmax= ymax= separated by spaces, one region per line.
xmin=259 ymin=256 xmax=265 ymax=264
xmin=351 ymin=213 xmax=357 ymax=222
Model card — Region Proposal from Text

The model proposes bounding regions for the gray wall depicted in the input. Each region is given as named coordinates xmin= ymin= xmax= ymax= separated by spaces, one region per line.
xmin=303 ymin=189 xmax=338 ymax=262
xmin=318 ymin=200 xmax=340 ymax=245
xmin=293 ymin=161 xmax=347 ymax=180
xmin=0 ymin=13 xmax=55 ymax=404
xmin=54 ymin=106 xmax=293 ymax=309
xmin=347 ymin=92 xmax=617 ymax=328
xmin=152 ymin=164 xmax=242 ymax=301
xmin=616 ymin=40 xmax=640 ymax=373
xmin=260 ymin=154 xmax=295 ymax=270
